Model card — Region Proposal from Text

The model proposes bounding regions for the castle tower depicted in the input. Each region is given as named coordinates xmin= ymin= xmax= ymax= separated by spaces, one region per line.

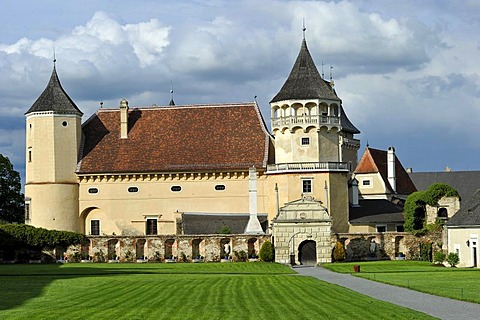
xmin=25 ymin=66 xmax=83 ymax=231
xmin=270 ymin=37 xmax=360 ymax=170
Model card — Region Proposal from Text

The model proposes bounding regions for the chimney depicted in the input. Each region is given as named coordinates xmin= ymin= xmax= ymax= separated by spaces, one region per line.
xmin=387 ymin=146 xmax=396 ymax=192
xmin=120 ymin=99 xmax=129 ymax=139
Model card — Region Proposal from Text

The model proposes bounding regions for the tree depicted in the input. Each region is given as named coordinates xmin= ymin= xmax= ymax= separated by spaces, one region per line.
xmin=0 ymin=154 xmax=24 ymax=223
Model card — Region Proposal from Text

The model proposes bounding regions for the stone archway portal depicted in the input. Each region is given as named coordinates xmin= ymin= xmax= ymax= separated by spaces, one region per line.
xmin=299 ymin=240 xmax=316 ymax=266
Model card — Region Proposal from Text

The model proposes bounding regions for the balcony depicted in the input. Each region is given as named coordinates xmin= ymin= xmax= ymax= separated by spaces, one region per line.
xmin=272 ymin=115 xmax=340 ymax=130
xmin=267 ymin=162 xmax=349 ymax=174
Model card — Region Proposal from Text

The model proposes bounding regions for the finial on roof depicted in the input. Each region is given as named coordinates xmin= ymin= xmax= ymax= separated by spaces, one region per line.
xmin=321 ymin=60 xmax=325 ymax=79
xmin=169 ymin=81 xmax=175 ymax=106
xmin=302 ymin=19 xmax=306 ymax=40
xmin=100 ymin=101 xmax=103 ymax=108
xmin=366 ymin=140 xmax=369 ymax=148
xmin=329 ymin=65 xmax=335 ymax=87
xmin=53 ymin=46 xmax=56 ymax=66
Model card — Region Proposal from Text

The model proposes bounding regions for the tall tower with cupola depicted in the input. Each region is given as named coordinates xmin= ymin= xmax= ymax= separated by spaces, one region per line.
xmin=25 ymin=65 xmax=83 ymax=232
xmin=270 ymin=36 xmax=360 ymax=171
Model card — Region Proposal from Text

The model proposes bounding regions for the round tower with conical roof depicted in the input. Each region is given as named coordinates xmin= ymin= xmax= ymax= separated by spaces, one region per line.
xmin=270 ymin=38 xmax=360 ymax=170
xmin=25 ymin=66 xmax=83 ymax=232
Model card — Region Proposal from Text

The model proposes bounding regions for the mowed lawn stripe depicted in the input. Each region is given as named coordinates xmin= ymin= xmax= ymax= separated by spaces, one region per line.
xmin=0 ymin=263 xmax=435 ymax=319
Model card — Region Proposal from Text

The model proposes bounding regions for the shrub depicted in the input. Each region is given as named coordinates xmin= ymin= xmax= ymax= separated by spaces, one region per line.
xmin=419 ymin=242 xmax=433 ymax=262
xmin=447 ymin=252 xmax=459 ymax=267
xmin=259 ymin=241 xmax=274 ymax=262
xmin=220 ymin=226 xmax=232 ymax=234
xmin=234 ymin=250 xmax=247 ymax=262
xmin=433 ymin=251 xmax=446 ymax=264
xmin=332 ymin=241 xmax=346 ymax=262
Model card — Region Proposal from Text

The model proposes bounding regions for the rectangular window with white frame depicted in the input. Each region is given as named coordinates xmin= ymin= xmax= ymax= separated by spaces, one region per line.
xmin=302 ymin=178 xmax=313 ymax=194
xmin=90 ymin=220 xmax=100 ymax=236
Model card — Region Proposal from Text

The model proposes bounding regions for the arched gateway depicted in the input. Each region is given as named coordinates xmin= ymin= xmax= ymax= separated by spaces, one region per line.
xmin=272 ymin=197 xmax=332 ymax=265
xmin=299 ymin=240 xmax=317 ymax=266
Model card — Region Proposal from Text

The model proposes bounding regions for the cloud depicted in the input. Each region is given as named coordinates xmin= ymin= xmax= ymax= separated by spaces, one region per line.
xmin=0 ymin=0 xmax=479 ymax=179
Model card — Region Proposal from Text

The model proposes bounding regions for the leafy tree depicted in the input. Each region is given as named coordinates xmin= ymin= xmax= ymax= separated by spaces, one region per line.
xmin=404 ymin=183 xmax=459 ymax=233
xmin=0 ymin=154 xmax=24 ymax=223
xmin=259 ymin=240 xmax=274 ymax=262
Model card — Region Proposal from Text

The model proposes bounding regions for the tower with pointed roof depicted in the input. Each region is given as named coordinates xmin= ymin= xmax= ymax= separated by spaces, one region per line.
xmin=270 ymin=37 xmax=360 ymax=169
xmin=25 ymin=66 xmax=83 ymax=231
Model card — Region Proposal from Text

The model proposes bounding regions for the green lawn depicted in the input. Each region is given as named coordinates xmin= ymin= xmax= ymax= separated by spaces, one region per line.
xmin=324 ymin=260 xmax=480 ymax=303
xmin=0 ymin=262 xmax=434 ymax=319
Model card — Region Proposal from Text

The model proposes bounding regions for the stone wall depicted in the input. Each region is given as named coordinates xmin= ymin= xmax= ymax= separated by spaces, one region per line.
xmin=66 ymin=234 xmax=270 ymax=263
xmin=335 ymin=231 xmax=443 ymax=261
xmin=62 ymin=231 xmax=445 ymax=263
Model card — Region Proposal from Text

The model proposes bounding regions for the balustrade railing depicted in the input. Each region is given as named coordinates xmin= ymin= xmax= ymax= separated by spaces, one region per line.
xmin=267 ymin=162 xmax=349 ymax=173
xmin=272 ymin=115 xmax=340 ymax=128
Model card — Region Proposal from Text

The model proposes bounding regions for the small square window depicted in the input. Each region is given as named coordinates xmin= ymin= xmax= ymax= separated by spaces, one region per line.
xmin=91 ymin=220 xmax=100 ymax=235
xmin=301 ymin=137 xmax=310 ymax=145
xmin=146 ymin=219 xmax=158 ymax=235
xmin=302 ymin=179 xmax=312 ymax=194
xmin=376 ymin=225 xmax=387 ymax=233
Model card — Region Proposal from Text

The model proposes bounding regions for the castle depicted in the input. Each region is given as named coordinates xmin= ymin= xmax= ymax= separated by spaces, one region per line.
xmin=25 ymin=35 xmax=374 ymax=264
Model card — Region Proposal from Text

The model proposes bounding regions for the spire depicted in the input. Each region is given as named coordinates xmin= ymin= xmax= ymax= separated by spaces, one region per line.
xmin=26 ymin=66 xmax=82 ymax=116
xmin=270 ymin=37 xmax=340 ymax=103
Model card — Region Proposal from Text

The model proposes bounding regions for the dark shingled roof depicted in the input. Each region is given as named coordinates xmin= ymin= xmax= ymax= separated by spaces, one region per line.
xmin=77 ymin=103 xmax=272 ymax=173
xmin=26 ymin=67 xmax=83 ymax=116
xmin=355 ymin=147 xmax=417 ymax=195
xmin=182 ymin=213 xmax=268 ymax=234
xmin=270 ymin=39 xmax=340 ymax=103
xmin=447 ymin=189 xmax=480 ymax=227
xmin=349 ymin=199 xmax=405 ymax=224
xmin=340 ymin=106 xmax=361 ymax=134
xmin=409 ymin=171 xmax=480 ymax=202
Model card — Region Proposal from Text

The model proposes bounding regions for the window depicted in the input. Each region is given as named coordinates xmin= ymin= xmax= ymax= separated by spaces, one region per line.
xmin=88 ymin=188 xmax=99 ymax=194
xmin=376 ymin=225 xmax=387 ymax=233
xmin=25 ymin=201 xmax=31 ymax=222
xmin=396 ymin=225 xmax=404 ymax=232
xmin=302 ymin=179 xmax=312 ymax=194
xmin=146 ymin=218 xmax=158 ymax=235
xmin=128 ymin=187 xmax=139 ymax=193
xmin=28 ymin=148 xmax=32 ymax=162
xmin=62 ymin=121 xmax=68 ymax=127
xmin=215 ymin=185 xmax=226 ymax=191
xmin=362 ymin=180 xmax=371 ymax=186
xmin=90 ymin=220 xmax=100 ymax=235
xmin=301 ymin=137 xmax=310 ymax=145
xmin=171 ymin=186 xmax=182 ymax=192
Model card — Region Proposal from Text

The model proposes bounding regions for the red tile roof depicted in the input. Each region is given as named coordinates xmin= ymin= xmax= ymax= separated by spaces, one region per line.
xmin=77 ymin=103 xmax=272 ymax=174
xmin=354 ymin=147 xmax=417 ymax=195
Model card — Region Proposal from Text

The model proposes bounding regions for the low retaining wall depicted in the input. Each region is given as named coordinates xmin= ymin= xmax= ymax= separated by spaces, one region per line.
xmin=66 ymin=234 xmax=271 ymax=263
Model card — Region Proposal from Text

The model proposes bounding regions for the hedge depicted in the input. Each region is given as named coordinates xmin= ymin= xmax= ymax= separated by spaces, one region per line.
xmin=0 ymin=224 xmax=87 ymax=249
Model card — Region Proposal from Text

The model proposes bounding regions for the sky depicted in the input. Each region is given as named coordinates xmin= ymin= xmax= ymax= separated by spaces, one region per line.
xmin=1 ymin=0 xmax=480 ymax=185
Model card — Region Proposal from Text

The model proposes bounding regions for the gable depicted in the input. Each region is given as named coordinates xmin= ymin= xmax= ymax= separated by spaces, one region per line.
xmin=354 ymin=147 xmax=416 ymax=195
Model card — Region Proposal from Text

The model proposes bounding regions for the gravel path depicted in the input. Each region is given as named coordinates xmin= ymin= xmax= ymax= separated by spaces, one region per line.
xmin=294 ymin=266 xmax=480 ymax=320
